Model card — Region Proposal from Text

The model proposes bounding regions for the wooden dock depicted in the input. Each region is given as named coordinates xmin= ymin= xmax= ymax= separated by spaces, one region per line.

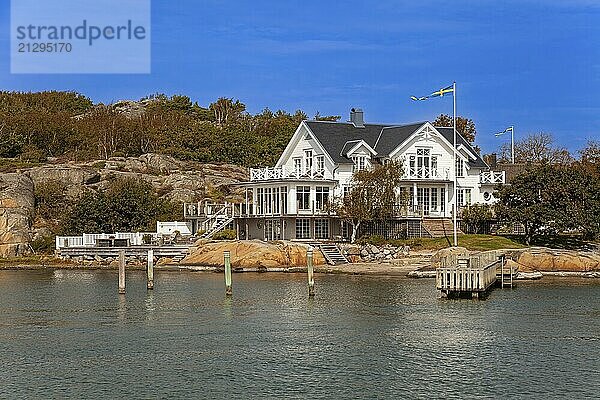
xmin=436 ymin=253 xmax=513 ymax=299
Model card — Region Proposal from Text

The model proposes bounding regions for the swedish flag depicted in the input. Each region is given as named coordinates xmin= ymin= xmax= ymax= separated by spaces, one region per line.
xmin=411 ymin=84 xmax=454 ymax=101
xmin=495 ymin=126 xmax=514 ymax=137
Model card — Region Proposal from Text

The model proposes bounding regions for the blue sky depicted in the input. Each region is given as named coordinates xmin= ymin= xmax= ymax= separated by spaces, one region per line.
xmin=1 ymin=0 xmax=599 ymax=155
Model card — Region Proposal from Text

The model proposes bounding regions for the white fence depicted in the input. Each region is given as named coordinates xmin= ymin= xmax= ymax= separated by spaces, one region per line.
xmin=56 ymin=231 xmax=160 ymax=250
xmin=480 ymin=171 xmax=506 ymax=184
xmin=249 ymin=166 xmax=331 ymax=181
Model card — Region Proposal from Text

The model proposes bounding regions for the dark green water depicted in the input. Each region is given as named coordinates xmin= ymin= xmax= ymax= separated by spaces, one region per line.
xmin=0 ymin=270 xmax=598 ymax=399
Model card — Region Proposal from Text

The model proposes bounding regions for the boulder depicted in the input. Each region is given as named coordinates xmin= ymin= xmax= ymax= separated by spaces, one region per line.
xmin=181 ymin=240 xmax=326 ymax=268
xmin=0 ymin=173 xmax=35 ymax=257
xmin=516 ymin=248 xmax=600 ymax=272
xmin=27 ymin=166 xmax=99 ymax=197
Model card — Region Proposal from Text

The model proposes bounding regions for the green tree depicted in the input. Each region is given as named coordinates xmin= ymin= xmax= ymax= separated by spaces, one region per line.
xmin=62 ymin=178 xmax=180 ymax=234
xmin=460 ymin=203 xmax=493 ymax=234
xmin=494 ymin=164 xmax=600 ymax=243
xmin=499 ymin=132 xmax=572 ymax=164
xmin=433 ymin=114 xmax=477 ymax=143
xmin=330 ymin=161 xmax=404 ymax=243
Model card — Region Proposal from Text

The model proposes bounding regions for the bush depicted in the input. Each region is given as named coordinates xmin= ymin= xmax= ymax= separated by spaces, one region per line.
xmin=212 ymin=229 xmax=237 ymax=240
xmin=61 ymin=177 xmax=181 ymax=234
xmin=20 ymin=145 xmax=47 ymax=163
xmin=357 ymin=235 xmax=387 ymax=246
xmin=31 ymin=234 xmax=55 ymax=253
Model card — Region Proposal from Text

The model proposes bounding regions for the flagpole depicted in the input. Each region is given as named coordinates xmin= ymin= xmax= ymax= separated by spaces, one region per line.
xmin=511 ymin=125 xmax=515 ymax=164
xmin=452 ymin=81 xmax=458 ymax=247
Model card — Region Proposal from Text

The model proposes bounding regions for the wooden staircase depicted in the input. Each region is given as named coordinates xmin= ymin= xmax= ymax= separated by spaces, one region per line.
xmin=422 ymin=218 xmax=463 ymax=238
xmin=312 ymin=243 xmax=348 ymax=265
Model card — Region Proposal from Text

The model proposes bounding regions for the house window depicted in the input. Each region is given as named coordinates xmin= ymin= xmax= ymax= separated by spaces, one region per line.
xmin=256 ymin=188 xmax=263 ymax=214
xmin=457 ymin=188 xmax=472 ymax=207
xmin=314 ymin=219 xmax=329 ymax=239
xmin=455 ymin=158 xmax=465 ymax=178
xmin=315 ymin=186 xmax=330 ymax=211
xmin=281 ymin=186 xmax=288 ymax=215
xmin=295 ymin=218 xmax=311 ymax=239
xmin=409 ymin=155 xmax=416 ymax=176
xmin=265 ymin=187 xmax=272 ymax=214
xmin=316 ymin=155 xmax=325 ymax=177
xmin=343 ymin=185 xmax=351 ymax=198
xmin=417 ymin=148 xmax=431 ymax=178
xmin=304 ymin=150 xmax=313 ymax=174
xmin=293 ymin=158 xmax=302 ymax=177
xmin=352 ymin=156 xmax=366 ymax=172
xmin=441 ymin=188 xmax=445 ymax=212
xmin=265 ymin=219 xmax=281 ymax=241
xmin=296 ymin=186 xmax=310 ymax=210
xmin=431 ymin=187 xmax=438 ymax=211
xmin=273 ymin=187 xmax=280 ymax=214
xmin=431 ymin=157 xmax=438 ymax=178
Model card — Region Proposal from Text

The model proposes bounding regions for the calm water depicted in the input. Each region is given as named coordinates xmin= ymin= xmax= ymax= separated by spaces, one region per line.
xmin=0 ymin=270 xmax=598 ymax=399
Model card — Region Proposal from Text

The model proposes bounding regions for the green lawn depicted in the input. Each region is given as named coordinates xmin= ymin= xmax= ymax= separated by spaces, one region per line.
xmin=362 ymin=234 xmax=526 ymax=252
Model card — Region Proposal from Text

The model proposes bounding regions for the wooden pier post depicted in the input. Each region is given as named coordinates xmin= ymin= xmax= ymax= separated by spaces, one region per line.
xmin=147 ymin=249 xmax=154 ymax=290
xmin=501 ymin=255 xmax=504 ymax=288
xmin=118 ymin=249 xmax=126 ymax=294
xmin=224 ymin=250 xmax=232 ymax=296
xmin=307 ymin=246 xmax=315 ymax=296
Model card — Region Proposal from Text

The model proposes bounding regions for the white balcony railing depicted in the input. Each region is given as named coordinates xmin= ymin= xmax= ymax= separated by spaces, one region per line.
xmin=249 ymin=166 xmax=331 ymax=181
xmin=480 ymin=171 xmax=505 ymax=184
xmin=404 ymin=167 xmax=450 ymax=180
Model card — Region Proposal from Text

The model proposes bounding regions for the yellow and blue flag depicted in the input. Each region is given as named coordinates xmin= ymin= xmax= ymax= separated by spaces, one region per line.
xmin=411 ymin=84 xmax=454 ymax=101
xmin=494 ymin=126 xmax=513 ymax=137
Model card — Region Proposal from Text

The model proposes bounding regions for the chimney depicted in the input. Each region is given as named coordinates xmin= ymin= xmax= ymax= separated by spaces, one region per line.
xmin=349 ymin=108 xmax=364 ymax=128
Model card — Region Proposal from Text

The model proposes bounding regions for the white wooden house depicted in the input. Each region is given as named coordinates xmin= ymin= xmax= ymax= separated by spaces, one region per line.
xmin=184 ymin=109 xmax=505 ymax=241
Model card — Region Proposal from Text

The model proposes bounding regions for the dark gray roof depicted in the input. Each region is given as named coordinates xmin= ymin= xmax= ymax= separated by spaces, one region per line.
xmin=304 ymin=120 xmax=488 ymax=168
xmin=434 ymin=127 xmax=488 ymax=168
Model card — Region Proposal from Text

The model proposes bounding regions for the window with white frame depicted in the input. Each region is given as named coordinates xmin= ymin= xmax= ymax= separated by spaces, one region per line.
xmin=409 ymin=155 xmax=416 ymax=176
xmin=457 ymin=188 xmax=471 ymax=206
xmin=295 ymin=218 xmax=311 ymax=239
xmin=296 ymin=186 xmax=310 ymax=210
xmin=293 ymin=158 xmax=302 ymax=177
xmin=315 ymin=186 xmax=330 ymax=211
xmin=352 ymin=156 xmax=366 ymax=172
xmin=314 ymin=219 xmax=329 ymax=239
xmin=455 ymin=158 xmax=465 ymax=178
xmin=304 ymin=150 xmax=313 ymax=174
xmin=315 ymin=155 xmax=325 ymax=176
xmin=280 ymin=186 xmax=288 ymax=215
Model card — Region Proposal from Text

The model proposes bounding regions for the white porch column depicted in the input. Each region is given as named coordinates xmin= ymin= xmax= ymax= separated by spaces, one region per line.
xmin=413 ymin=182 xmax=418 ymax=208
xmin=444 ymin=183 xmax=449 ymax=218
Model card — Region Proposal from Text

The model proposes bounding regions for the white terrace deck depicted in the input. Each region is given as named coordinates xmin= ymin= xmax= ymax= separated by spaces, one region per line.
xmin=250 ymin=166 xmax=333 ymax=181
xmin=250 ymin=166 xmax=505 ymax=184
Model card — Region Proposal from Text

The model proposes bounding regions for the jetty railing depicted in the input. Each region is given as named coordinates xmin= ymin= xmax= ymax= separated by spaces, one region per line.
xmin=436 ymin=253 xmax=501 ymax=297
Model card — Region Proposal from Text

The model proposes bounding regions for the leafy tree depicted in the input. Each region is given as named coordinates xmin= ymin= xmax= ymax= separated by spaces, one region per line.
xmin=499 ymin=132 xmax=572 ymax=164
xmin=209 ymin=97 xmax=246 ymax=125
xmin=62 ymin=178 xmax=180 ymax=234
xmin=579 ymin=140 xmax=600 ymax=175
xmin=330 ymin=161 xmax=404 ymax=243
xmin=494 ymin=165 xmax=600 ymax=243
xmin=433 ymin=114 xmax=477 ymax=143
xmin=460 ymin=204 xmax=493 ymax=234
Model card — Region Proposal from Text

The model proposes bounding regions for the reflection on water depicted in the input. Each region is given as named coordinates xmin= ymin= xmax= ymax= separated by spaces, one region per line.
xmin=0 ymin=270 xmax=599 ymax=399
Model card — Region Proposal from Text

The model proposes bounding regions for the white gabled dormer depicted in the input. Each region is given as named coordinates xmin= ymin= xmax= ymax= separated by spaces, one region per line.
xmin=341 ymin=139 xmax=377 ymax=172
xmin=274 ymin=121 xmax=336 ymax=179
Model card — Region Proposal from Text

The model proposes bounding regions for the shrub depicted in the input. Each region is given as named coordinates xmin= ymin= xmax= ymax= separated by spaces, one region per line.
xmin=212 ymin=229 xmax=236 ymax=240
xmin=31 ymin=234 xmax=55 ymax=254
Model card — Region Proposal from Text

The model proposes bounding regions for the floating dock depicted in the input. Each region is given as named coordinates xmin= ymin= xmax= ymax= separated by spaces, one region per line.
xmin=436 ymin=253 xmax=515 ymax=299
